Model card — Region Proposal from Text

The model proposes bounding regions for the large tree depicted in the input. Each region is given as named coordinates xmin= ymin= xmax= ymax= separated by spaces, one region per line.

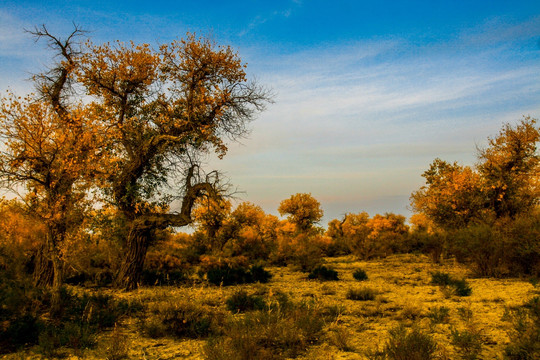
xmin=77 ymin=35 xmax=270 ymax=289
xmin=411 ymin=117 xmax=540 ymax=229
xmin=477 ymin=116 xmax=540 ymax=219
xmin=410 ymin=158 xmax=486 ymax=229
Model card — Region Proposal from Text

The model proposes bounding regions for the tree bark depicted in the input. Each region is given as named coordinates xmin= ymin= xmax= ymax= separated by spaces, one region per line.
xmin=114 ymin=226 xmax=152 ymax=290
xmin=33 ymin=245 xmax=54 ymax=287
xmin=50 ymin=251 xmax=65 ymax=318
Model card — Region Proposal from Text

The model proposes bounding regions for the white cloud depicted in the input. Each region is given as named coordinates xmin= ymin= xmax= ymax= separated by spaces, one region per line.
xmin=211 ymin=18 xmax=540 ymax=220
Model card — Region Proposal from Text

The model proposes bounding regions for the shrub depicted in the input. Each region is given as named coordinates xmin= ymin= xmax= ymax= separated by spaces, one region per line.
xmin=327 ymin=324 xmax=355 ymax=351
xmin=59 ymin=290 xmax=143 ymax=329
xmin=503 ymin=296 xmax=540 ymax=360
xmin=452 ymin=279 xmax=472 ymax=297
xmin=383 ymin=325 xmax=438 ymax=360
xmin=450 ymin=224 xmax=506 ymax=277
xmin=250 ymin=264 xmax=272 ymax=283
xmin=0 ymin=275 xmax=46 ymax=353
xmin=346 ymin=287 xmax=377 ymax=301
xmin=308 ymin=265 xmax=339 ymax=281
xmin=1 ymin=313 xmax=41 ymax=353
xmin=36 ymin=289 xmax=143 ymax=356
xmin=226 ymin=290 xmax=266 ymax=313
xmin=504 ymin=213 xmax=540 ymax=277
xmin=140 ymin=269 xmax=187 ymax=286
xmin=205 ymin=300 xmax=325 ymax=359
xmin=206 ymin=264 xmax=271 ymax=286
xmin=99 ymin=324 xmax=130 ymax=360
xmin=430 ymin=271 xmax=453 ymax=286
xmin=451 ymin=328 xmax=483 ymax=360
xmin=428 ymin=306 xmax=450 ymax=324
xmin=141 ymin=301 xmax=219 ymax=339
xmin=353 ymin=268 xmax=368 ymax=281
xmin=431 ymin=271 xmax=472 ymax=297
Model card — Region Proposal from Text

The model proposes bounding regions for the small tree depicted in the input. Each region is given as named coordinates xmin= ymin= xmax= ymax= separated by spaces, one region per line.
xmin=0 ymin=26 xmax=102 ymax=314
xmin=278 ymin=193 xmax=324 ymax=232
xmin=410 ymin=159 xmax=486 ymax=230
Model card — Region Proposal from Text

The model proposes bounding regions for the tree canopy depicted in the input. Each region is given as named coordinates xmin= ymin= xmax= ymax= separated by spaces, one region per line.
xmin=411 ymin=117 xmax=539 ymax=230
xmin=0 ymin=25 xmax=271 ymax=290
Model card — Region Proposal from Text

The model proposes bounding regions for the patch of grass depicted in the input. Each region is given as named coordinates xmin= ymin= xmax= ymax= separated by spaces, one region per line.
xmin=308 ymin=265 xmax=339 ymax=281
xmin=226 ymin=290 xmax=266 ymax=313
xmin=400 ymin=302 xmax=424 ymax=320
xmin=322 ymin=304 xmax=347 ymax=320
xmin=428 ymin=306 xmax=450 ymax=324
xmin=451 ymin=327 xmax=484 ymax=360
xmin=204 ymin=300 xmax=325 ymax=359
xmin=503 ymin=296 xmax=540 ymax=360
xmin=99 ymin=324 xmax=130 ymax=360
xmin=346 ymin=287 xmax=377 ymax=301
xmin=457 ymin=306 xmax=474 ymax=322
xmin=327 ymin=324 xmax=355 ymax=351
xmin=140 ymin=300 xmax=220 ymax=339
xmin=383 ymin=324 xmax=438 ymax=360
xmin=353 ymin=268 xmax=368 ymax=281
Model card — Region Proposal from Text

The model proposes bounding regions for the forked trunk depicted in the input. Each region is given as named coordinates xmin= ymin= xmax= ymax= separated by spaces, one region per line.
xmin=114 ymin=227 xmax=152 ymax=290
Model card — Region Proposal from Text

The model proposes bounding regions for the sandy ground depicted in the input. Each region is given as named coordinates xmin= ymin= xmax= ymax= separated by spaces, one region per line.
xmin=6 ymin=253 xmax=538 ymax=359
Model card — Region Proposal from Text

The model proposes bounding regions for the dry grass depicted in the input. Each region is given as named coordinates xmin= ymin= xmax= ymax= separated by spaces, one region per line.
xmin=5 ymin=253 xmax=537 ymax=359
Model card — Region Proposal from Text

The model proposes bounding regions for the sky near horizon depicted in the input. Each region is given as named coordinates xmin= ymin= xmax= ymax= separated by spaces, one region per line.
xmin=1 ymin=1 xmax=540 ymax=226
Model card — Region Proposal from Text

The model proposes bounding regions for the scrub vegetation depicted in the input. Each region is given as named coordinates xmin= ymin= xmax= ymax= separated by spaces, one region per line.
xmin=0 ymin=25 xmax=539 ymax=359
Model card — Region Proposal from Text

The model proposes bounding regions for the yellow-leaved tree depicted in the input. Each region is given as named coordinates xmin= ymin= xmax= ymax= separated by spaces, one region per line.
xmin=0 ymin=26 xmax=104 ymax=314
xmin=77 ymin=35 xmax=271 ymax=289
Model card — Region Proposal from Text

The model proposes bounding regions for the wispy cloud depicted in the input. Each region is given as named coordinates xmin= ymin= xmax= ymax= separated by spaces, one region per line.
xmin=239 ymin=0 xmax=301 ymax=37
xmin=211 ymin=17 xmax=540 ymax=219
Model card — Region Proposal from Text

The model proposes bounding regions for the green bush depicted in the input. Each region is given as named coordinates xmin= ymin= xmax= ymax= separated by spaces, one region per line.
xmin=206 ymin=264 xmax=271 ymax=286
xmin=226 ymin=290 xmax=266 ymax=313
xmin=450 ymin=224 xmax=506 ymax=277
xmin=452 ymin=279 xmax=472 ymax=297
xmin=308 ymin=265 xmax=339 ymax=281
xmin=383 ymin=325 xmax=438 ymax=360
xmin=35 ymin=288 xmax=143 ymax=356
xmin=430 ymin=271 xmax=453 ymax=286
xmin=353 ymin=268 xmax=368 ymax=281
xmin=430 ymin=271 xmax=472 ymax=297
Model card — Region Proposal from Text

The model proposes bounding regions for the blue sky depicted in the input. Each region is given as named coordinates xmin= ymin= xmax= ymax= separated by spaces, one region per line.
xmin=1 ymin=1 xmax=540 ymax=225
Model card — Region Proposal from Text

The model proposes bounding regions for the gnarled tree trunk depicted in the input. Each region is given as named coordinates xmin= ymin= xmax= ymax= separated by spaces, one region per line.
xmin=114 ymin=225 xmax=153 ymax=290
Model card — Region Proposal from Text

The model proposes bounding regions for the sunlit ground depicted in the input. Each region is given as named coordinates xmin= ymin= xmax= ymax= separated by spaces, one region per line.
xmin=6 ymin=253 xmax=536 ymax=360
